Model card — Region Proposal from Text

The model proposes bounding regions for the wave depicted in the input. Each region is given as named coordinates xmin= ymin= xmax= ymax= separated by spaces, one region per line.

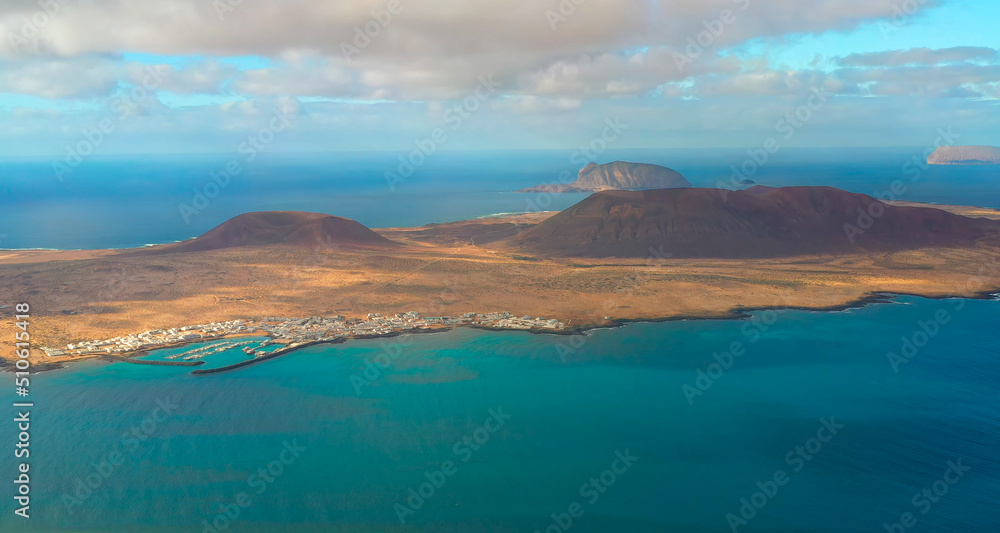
xmin=0 ymin=239 xmax=192 ymax=252
xmin=124 ymin=239 xmax=191 ymax=249
xmin=475 ymin=212 xmax=531 ymax=219
xmin=0 ymin=247 xmax=74 ymax=251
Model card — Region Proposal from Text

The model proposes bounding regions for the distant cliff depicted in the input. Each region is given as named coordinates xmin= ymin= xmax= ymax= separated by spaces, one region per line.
xmin=928 ymin=146 xmax=1000 ymax=165
xmin=520 ymin=161 xmax=691 ymax=193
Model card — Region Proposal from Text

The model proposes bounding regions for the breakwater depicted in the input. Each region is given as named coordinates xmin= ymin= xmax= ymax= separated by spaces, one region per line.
xmin=115 ymin=357 xmax=206 ymax=367
xmin=190 ymin=338 xmax=347 ymax=375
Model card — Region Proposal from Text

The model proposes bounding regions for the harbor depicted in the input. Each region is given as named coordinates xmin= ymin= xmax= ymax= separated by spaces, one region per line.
xmin=39 ymin=311 xmax=567 ymax=372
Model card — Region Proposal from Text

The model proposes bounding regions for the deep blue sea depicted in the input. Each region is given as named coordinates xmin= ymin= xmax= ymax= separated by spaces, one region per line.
xmin=1 ymin=149 xmax=998 ymax=532
xmin=1 ymin=296 xmax=998 ymax=532
xmin=1 ymin=148 xmax=998 ymax=250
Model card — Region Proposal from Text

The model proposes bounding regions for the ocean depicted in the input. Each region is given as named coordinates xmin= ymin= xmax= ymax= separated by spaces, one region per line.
xmin=1 ymin=148 xmax=998 ymax=250
xmin=1 ymin=296 xmax=998 ymax=532
xmin=1 ymin=149 xmax=999 ymax=532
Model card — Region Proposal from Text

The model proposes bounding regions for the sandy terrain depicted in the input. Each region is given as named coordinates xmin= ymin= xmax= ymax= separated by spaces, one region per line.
xmin=887 ymin=201 xmax=1000 ymax=220
xmin=2 ymin=207 xmax=1000 ymax=368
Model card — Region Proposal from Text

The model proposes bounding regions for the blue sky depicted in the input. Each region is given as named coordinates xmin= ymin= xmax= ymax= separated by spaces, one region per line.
xmin=0 ymin=0 xmax=998 ymax=156
xmin=747 ymin=0 xmax=1000 ymax=68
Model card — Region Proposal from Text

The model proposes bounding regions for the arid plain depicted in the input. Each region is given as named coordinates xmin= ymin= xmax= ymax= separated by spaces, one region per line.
xmin=3 ymin=204 xmax=1000 ymax=368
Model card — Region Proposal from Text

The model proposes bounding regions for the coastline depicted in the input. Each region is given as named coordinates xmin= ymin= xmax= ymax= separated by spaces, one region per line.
xmin=568 ymin=288 xmax=1000 ymax=333
xmin=7 ymin=287 xmax=999 ymax=376
xmin=4 ymin=206 xmax=1000 ymax=375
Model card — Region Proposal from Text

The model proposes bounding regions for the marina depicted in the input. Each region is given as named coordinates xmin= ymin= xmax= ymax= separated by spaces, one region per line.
xmin=40 ymin=312 xmax=567 ymax=370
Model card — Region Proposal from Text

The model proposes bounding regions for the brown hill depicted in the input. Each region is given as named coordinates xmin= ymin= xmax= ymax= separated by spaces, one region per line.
xmin=520 ymin=161 xmax=691 ymax=193
xmin=148 ymin=212 xmax=398 ymax=254
xmin=509 ymin=186 xmax=1000 ymax=258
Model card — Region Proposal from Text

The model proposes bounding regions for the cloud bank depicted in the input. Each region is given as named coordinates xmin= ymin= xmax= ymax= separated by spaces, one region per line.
xmin=0 ymin=0 xmax=997 ymax=154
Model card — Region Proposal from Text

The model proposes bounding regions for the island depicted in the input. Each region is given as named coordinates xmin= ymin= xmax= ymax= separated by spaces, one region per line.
xmin=3 ymin=185 xmax=1000 ymax=371
xmin=928 ymin=146 xmax=1000 ymax=165
xmin=519 ymin=161 xmax=691 ymax=193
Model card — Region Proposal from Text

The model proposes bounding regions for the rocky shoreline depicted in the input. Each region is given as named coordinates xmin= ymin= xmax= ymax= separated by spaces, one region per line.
xmin=7 ymin=288 xmax=999 ymax=376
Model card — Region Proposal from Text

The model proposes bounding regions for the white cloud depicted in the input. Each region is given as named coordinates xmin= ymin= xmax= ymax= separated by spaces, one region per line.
xmin=233 ymin=62 xmax=354 ymax=97
xmin=4 ymin=0 xmax=1000 ymax=155
xmin=838 ymin=46 xmax=998 ymax=67
xmin=0 ymin=0 xmax=948 ymax=101
xmin=0 ymin=55 xmax=119 ymax=99
xmin=136 ymin=61 xmax=238 ymax=95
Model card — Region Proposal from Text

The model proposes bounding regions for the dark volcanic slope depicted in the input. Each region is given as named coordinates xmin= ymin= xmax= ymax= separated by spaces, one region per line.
xmin=511 ymin=186 xmax=1000 ymax=258
xmin=150 ymin=211 xmax=398 ymax=254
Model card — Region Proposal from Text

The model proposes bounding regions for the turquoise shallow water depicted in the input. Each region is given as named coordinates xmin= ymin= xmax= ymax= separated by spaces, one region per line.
xmin=2 ymin=296 xmax=999 ymax=532
xmin=136 ymin=337 xmax=268 ymax=370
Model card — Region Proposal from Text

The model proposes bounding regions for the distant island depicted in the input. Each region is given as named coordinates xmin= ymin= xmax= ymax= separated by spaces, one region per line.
xmin=3 ymin=185 xmax=1000 ymax=372
xmin=519 ymin=161 xmax=691 ymax=193
xmin=928 ymin=146 xmax=1000 ymax=165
